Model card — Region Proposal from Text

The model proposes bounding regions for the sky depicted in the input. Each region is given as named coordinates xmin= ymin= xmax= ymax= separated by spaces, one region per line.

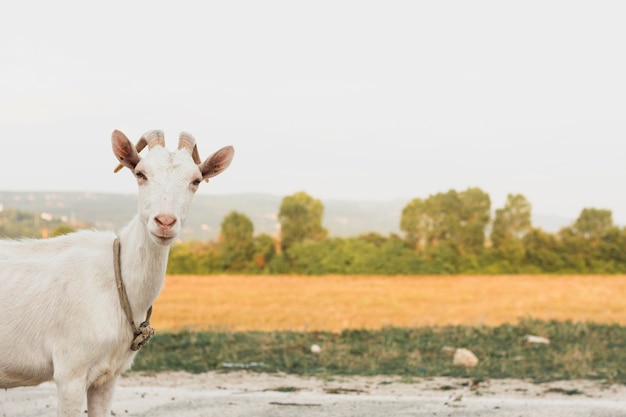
xmin=1 ymin=1 xmax=626 ymax=226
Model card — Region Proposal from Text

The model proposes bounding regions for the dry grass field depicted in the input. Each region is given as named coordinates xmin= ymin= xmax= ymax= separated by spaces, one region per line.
xmin=151 ymin=274 xmax=626 ymax=332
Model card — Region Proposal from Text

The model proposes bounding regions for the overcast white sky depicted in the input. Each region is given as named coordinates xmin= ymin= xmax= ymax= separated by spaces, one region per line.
xmin=1 ymin=1 xmax=625 ymax=225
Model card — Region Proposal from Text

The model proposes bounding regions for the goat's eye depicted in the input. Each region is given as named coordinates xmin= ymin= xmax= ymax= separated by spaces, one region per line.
xmin=191 ymin=178 xmax=202 ymax=186
xmin=135 ymin=171 xmax=147 ymax=180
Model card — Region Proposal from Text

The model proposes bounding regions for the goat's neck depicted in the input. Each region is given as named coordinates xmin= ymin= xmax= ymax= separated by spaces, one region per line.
xmin=118 ymin=215 xmax=170 ymax=323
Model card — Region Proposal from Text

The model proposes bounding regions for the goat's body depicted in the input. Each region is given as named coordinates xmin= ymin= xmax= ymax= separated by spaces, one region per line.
xmin=0 ymin=221 xmax=167 ymax=392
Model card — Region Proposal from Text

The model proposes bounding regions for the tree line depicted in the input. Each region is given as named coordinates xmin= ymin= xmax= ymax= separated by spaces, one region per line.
xmin=2 ymin=189 xmax=623 ymax=274
xmin=167 ymin=189 xmax=626 ymax=275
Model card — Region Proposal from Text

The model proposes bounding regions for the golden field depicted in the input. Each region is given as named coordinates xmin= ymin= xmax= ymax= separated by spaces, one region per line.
xmin=151 ymin=274 xmax=626 ymax=332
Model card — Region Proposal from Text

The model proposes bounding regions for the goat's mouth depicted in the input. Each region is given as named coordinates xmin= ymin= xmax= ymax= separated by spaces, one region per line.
xmin=150 ymin=232 xmax=176 ymax=245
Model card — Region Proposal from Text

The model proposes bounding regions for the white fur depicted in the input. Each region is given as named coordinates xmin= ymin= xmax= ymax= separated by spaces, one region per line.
xmin=0 ymin=130 xmax=234 ymax=417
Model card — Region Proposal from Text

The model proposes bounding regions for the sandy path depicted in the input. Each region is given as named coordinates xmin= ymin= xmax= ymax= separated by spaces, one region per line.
xmin=2 ymin=371 xmax=625 ymax=417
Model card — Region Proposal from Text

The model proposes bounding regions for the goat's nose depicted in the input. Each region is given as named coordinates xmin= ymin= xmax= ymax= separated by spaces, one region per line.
xmin=154 ymin=214 xmax=177 ymax=229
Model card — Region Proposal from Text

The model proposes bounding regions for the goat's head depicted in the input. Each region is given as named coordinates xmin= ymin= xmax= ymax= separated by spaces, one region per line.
xmin=112 ymin=129 xmax=234 ymax=246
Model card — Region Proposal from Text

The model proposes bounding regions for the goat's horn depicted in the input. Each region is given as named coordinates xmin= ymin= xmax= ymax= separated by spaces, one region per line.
xmin=142 ymin=130 xmax=165 ymax=149
xmin=178 ymin=132 xmax=202 ymax=165
xmin=135 ymin=137 xmax=148 ymax=153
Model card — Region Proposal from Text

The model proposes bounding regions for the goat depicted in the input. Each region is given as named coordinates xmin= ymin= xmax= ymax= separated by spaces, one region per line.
xmin=0 ymin=130 xmax=234 ymax=417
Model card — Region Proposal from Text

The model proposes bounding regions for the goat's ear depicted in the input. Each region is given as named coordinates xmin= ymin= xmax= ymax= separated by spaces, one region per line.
xmin=112 ymin=130 xmax=141 ymax=172
xmin=199 ymin=146 xmax=235 ymax=179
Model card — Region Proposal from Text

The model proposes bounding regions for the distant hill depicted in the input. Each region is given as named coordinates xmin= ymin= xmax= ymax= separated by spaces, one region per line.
xmin=0 ymin=191 xmax=572 ymax=240
xmin=0 ymin=192 xmax=406 ymax=240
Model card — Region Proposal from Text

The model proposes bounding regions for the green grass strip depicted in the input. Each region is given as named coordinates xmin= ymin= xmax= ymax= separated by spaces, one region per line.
xmin=132 ymin=319 xmax=626 ymax=383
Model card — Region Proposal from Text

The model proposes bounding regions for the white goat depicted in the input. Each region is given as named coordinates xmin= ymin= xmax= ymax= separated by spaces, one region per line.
xmin=0 ymin=130 xmax=234 ymax=417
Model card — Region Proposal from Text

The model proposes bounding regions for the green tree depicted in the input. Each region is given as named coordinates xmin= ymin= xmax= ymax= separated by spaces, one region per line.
xmin=400 ymin=190 xmax=461 ymax=252
xmin=252 ymin=233 xmax=277 ymax=271
xmin=400 ymin=187 xmax=490 ymax=258
xmin=557 ymin=208 xmax=616 ymax=272
xmin=558 ymin=226 xmax=591 ymax=272
xmin=572 ymin=208 xmax=614 ymax=245
xmin=458 ymin=187 xmax=491 ymax=256
xmin=374 ymin=234 xmax=426 ymax=274
xmin=490 ymin=194 xmax=532 ymax=269
xmin=220 ymin=211 xmax=255 ymax=271
xmin=523 ymin=229 xmax=564 ymax=273
xmin=278 ymin=191 xmax=327 ymax=252
xmin=597 ymin=227 xmax=626 ymax=272
xmin=399 ymin=197 xmax=427 ymax=252
xmin=167 ymin=240 xmax=221 ymax=274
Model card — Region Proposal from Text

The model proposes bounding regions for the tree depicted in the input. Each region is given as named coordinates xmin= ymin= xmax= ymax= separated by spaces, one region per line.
xmin=523 ymin=228 xmax=564 ymax=273
xmin=490 ymin=194 xmax=532 ymax=268
xmin=252 ymin=233 xmax=276 ymax=271
xmin=167 ymin=240 xmax=221 ymax=274
xmin=458 ymin=187 xmax=491 ymax=255
xmin=358 ymin=232 xmax=389 ymax=248
xmin=278 ymin=191 xmax=327 ymax=252
xmin=400 ymin=187 xmax=490 ymax=256
xmin=558 ymin=226 xmax=591 ymax=272
xmin=596 ymin=227 xmax=626 ymax=272
xmin=220 ymin=211 xmax=255 ymax=271
xmin=400 ymin=197 xmax=428 ymax=252
xmin=572 ymin=208 xmax=614 ymax=245
xmin=400 ymin=190 xmax=461 ymax=252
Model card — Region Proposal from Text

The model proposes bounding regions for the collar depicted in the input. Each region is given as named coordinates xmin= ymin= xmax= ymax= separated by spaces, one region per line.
xmin=113 ymin=237 xmax=155 ymax=351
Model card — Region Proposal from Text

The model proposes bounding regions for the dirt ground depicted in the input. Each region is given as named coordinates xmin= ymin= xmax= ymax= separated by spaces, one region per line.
xmin=2 ymin=371 xmax=626 ymax=417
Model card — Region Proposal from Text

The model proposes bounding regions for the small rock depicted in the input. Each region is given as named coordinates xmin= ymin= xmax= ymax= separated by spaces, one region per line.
xmin=524 ymin=335 xmax=550 ymax=345
xmin=311 ymin=344 xmax=321 ymax=354
xmin=453 ymin=348 xmax=479 ymax=367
